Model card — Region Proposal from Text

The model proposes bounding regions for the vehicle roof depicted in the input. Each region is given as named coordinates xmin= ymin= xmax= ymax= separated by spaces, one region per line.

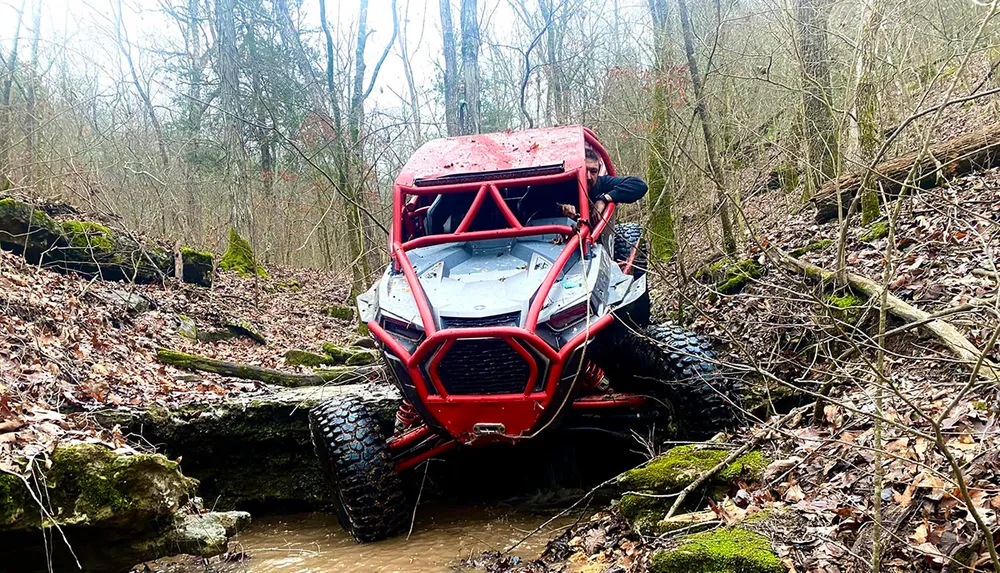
xmin=394 ymin=125 xmax=588 ymax=187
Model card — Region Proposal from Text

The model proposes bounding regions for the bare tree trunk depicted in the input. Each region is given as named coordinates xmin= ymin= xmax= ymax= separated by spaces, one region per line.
xmin=0 ymin=0 xmax=26 ymax=189
xmin=795 ymin=0 xmax=839 ymax=196
xmin=540 ymin=0 xmax=568 ymax=126
xmin=647 ymin=0 xmax=677 ymax=260
xmin=459 ymin=0 xmax=480 ymax=135
xmin=184 ymin=0 xmax=204 ymax=241
xmin=214 ymin=0 xmax=250 ymax=235
xmin=856 ymin=0 xmax=885 ymax=225
xmin=23 ymin=0 xmax=41 ymax=186
xmin=439 ymin=0 xmax=460 ymax=136
xmin=344 ymin=0 xmax=398 ymax=294
xmin=678 ymin=0 xmax=737 ymax=256
xmin=115 ymin=0 xmax=169 ymax=170
xmin=398 ymin=1 xmax=424 ymax=147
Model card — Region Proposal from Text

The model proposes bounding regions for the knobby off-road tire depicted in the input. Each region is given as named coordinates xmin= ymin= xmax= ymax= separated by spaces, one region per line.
xmin=612 ymin=222 xmax=648 ymax=278
xmin=595 ymin=323 xmax=743 ymax=437
xmin=309 ymin=397 xmax=407 ymax=543
xmin=611 ymin=222 xmax=650 ymax=326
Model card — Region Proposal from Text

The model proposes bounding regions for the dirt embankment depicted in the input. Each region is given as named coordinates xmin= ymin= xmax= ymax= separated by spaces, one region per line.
xmin=472 ymin=172 xmax=1000 ymax=571
xmin=0 ymin=199 xmax=393 ymax=570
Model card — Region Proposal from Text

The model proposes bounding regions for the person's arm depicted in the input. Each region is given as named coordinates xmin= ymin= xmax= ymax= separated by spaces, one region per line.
xmin=592 ymin=176 xmax=648 ymax=204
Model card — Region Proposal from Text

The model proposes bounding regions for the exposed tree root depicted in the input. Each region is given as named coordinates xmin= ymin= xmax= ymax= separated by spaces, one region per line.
xmin=155 ymin=348 xmax=376 ymax=387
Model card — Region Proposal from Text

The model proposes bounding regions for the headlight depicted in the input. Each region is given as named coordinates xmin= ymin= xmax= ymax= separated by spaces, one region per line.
xmin=382 ymin=317 xmax=423 ymax=343
xmin=547 ymin=301 xmax=590 ymax=331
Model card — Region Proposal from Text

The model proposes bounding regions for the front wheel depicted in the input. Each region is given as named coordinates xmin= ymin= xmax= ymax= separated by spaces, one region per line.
xmin=309 ymin=397 xmax=407 ymax=543
xmin=595 ymin=322 xmax=744 ymax=437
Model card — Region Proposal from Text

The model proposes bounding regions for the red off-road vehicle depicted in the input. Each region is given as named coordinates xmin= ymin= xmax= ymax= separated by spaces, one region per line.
xmin=309 ymin=126 xmax=741 ymax=542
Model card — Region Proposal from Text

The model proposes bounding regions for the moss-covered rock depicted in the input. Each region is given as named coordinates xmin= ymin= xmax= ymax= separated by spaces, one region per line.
xmin=827 ymin=291 xmax=867 ymax=324
xmin=61 ymin=220 xmax=114 ymax=252
xmin=223 ymin=318 xmax=266 ymax=345
xmin=323 ymin=304 xmax=355 ymax=321
xmin=860 ymin=221 xmax=889 ymax=242
xmin=649 ymin=528 xmax=784 ymax=573
xmin=617 ymin=446 xmax=769 ymax=531
xmin=15 ymin=443 xmax=196 ymax=531
xmin=716 ymin=260 xmax=763 ymax=294
xmin=619 ymin=447 xmax=766 ymax=492
xmin=0 ymin=472 xmax=26 ymax=527
xmin=0 ymin=197 xmax=211 ymax=286
xmin=177 ymin=315 xmax=199 ymax=340
xmin=219 ymin=228 xmax=266 ymax=277
xmin=284 ymin=349 xmax=337 ymax=367
xmin=180 ymin=247 xmax=214 ymax=286
xmin=699 ymin=258 xmax=763 ymax=295
xmin=322 ymin=342 xmax=379 ymax=365
xmin=92 ymin=384 xmax=401 ymax=508
xmin=0 ymin=443 xmax=248 ymax=572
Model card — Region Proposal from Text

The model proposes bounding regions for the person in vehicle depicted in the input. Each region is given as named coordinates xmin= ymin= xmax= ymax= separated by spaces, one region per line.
xmin=559 ymin=148 xmax=648 ymax=224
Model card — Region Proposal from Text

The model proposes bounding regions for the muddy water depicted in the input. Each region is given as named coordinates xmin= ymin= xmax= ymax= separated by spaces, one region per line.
xmin=154 ymin=505 xmax=576 ymax=573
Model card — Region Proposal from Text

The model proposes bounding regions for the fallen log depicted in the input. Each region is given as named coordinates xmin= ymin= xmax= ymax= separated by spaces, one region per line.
xmin=812 ymin=122 xmax=1000 ymax=223
xmin=156 ymin=349 xmax=379 ymax=387
xmin=769 ymin=247 xmax=1000 ymax=380
xmin=0 ymin=197 xmax=213 ymax=286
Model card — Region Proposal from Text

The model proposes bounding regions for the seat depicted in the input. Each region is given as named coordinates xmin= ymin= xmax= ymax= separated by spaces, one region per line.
xmin=517 ymin=181 xmax=580 ymax=223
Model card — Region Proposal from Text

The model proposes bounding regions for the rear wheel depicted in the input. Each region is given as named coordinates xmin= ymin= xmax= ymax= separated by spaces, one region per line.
xmin=612 ymin=222 xmax=648 ymax=278
xmin=309 ymin=397 xmax=407 ymax=542
xmin=611 ymin=222 xmax=650 ymax=327
xmin=595 ymin=322 xmax=743 ymax=437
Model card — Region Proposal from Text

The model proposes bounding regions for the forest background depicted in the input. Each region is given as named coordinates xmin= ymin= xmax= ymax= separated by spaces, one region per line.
xmin=5 ymin=0 xmax=994 ymax=297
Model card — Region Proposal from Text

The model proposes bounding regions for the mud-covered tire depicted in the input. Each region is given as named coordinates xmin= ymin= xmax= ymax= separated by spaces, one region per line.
xmin=309 ymin=397 xmax=407 ymax=543
xmin=613 ymin=222 xmax=647 ymax=278
xmin=595 ymin=322 xmax=743 ymax=437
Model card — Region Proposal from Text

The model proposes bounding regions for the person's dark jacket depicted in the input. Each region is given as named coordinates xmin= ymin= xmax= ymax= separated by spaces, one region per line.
xmin=590 ymin=175 xmax=648 ymax=204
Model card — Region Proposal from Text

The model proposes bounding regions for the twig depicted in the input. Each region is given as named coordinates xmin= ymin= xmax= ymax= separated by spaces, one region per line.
xmin=664 ymin=403 xmax=810 ymax=520
xmin=406 ymin=460 xmax=430 ymax=540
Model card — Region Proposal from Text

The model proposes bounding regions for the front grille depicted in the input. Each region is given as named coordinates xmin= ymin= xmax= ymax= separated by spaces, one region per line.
xmin=441 ymin=311 xmax=520 ymax=329
xmin=436 ymin=338 xmax=530 ymax=395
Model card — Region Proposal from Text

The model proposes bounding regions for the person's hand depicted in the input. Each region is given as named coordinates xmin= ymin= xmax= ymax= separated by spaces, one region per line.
xmin=559 ymin=203 xmax=578 ymax=219
xmin=593 ymin=199 xmax=607 ymax=217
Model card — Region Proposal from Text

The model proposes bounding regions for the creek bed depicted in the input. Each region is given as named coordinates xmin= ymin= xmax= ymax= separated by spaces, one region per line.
xmin=141 ymin=504 xmax=577 ymax=572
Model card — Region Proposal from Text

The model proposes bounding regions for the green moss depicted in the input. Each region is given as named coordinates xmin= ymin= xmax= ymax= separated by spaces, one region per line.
xmin=827 ymin=292 xmax=865 ymax=309
xmin=617 ymin=492 xmax=663 ymax=520
xmin=789 ymin=239 xmax=833 ymax=258
xmin=860 ymin=221 xmax=889 ymax=242
xmin=647 ymin=80 xmax=677 ymax=261
xmin=43 ymin=443 xmax=196 ymax=528
xmin=321 ymin=342 xmax=378 ymax=366
xmin=277 ymin=279 xmax=301 ymax=291
xmin=61 ymin=220 xmax=114 ymax=252
xmin=357 ymin=322 xmax=370 ymax=336
xmin=323 ymin=304 xmax=354 ymax=320
xmin=973 ymin=401 xmax=988 ymax=411
xmin=180 ymin=246 xmax=213 ymax=266
xmin=0 ymin=473 xmax=25 ymax=526
xmin=284 ymin=349 xmax=336 ymax=367
xmin=715 ymin=260 xmax=763 ymax=295
xmin=619 ymin=447 xmax=768 ymax=493
xmin=219 ymin=228 xmax=267 ymax=277
xmin=719 ymin=451 xmax=768 ymax=482
xmin=650 ymin=528 xmax=783 ymax=573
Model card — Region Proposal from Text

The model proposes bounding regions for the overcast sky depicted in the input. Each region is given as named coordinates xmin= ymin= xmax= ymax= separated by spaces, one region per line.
xmin=0 ymin=0 xmax=462 ymax=110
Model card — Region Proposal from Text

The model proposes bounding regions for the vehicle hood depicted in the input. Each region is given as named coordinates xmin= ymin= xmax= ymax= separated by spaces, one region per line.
xmin=374 ymin=237 xmax=597 ymax=328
